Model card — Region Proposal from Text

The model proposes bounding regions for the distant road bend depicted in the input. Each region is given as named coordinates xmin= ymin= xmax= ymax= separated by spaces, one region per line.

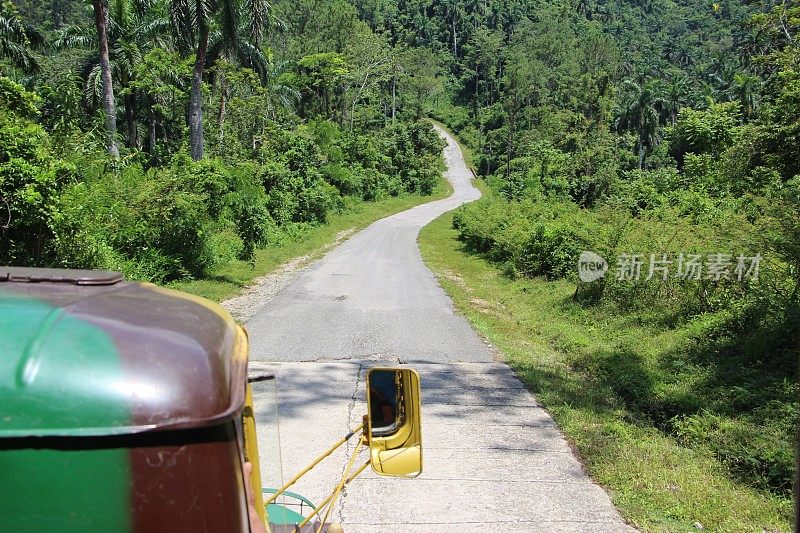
xmin=247 ymin=125 xmax=633 ymax=532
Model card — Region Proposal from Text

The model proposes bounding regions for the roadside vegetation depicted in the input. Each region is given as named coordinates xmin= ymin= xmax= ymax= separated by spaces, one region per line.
xmin=0 ymin=0 xmax=446 ymax=286
xmin=421 ymin=210 xmax=793 ymax=530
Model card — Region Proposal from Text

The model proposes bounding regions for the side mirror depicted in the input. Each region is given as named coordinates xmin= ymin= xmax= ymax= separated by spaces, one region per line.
xmin=365 ymin=368 xmax=422 ymax=477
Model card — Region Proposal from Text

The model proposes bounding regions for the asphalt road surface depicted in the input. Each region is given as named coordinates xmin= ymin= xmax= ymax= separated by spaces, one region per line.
xmin=247 ymin=126 xmax=632 ymax=532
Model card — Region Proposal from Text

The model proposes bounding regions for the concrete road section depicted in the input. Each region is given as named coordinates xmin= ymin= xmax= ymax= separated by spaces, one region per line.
xmin=246 ymin=126 xmax=633 ymax=532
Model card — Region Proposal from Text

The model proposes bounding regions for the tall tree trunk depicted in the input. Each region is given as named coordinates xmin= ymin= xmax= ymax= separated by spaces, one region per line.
xmin=147 ymin=96 xmax=157 ymax=155
xmin=505 ymin=98 xmax=517 ymax=178
xmin=148 ymin=111 xmax=157 ymax=154
xmin=93 ymin=0 xmax=118 ymax=157
xmin=188 ymin=26 xmax=209 ymax=161
xmin=638 ymin=141 xmax=645 ymax=170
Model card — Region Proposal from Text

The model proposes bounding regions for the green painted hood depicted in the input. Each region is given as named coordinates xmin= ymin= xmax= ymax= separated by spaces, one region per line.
xmin=0 ymin=268 xmax=247 ymax=437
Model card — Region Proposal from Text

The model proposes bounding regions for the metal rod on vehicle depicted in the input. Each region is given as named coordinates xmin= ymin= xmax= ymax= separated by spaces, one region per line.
xmin=263 ymin=423 xmax=364 ymax=507
xmin=294 ymin=460 xmax=370 ymax=531
xmin=315 ymin=439 xmax=365 ymax=533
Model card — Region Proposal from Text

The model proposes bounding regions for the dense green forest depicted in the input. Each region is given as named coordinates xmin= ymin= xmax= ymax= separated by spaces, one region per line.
xmin=1 ymin=0 xmax=798 ymax=528
xmin=0 ymin=0 xmax=445 ymax=281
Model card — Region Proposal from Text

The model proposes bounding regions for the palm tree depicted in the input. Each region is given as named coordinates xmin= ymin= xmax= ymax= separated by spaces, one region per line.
xmin=613 ymin=79 xmax=665 ymax=169
xmin=732 ymin=72 xmax=761 ymax=121
xmin=92 ymin=0 xmax=119 ymax=157
xmin=56 ymin=0 xmax=170 ymax=149
xmin=262 ymin=59 xmax=298 ymax=120
xmin=662 ymin=75 xmax=689 ymax=125
xmin=674 ymin=43 xmax=694 ymax=68
xmin=170 ymin=0 xmax=269 ymax=161
xmin=206 ymin=13 xmax=270 ymax=145
xmin=464 ymin=0 xmax=487 ymax=30
xmin=0 ymin=1 xmax=42 ymax=74
xmin=574 ymin=0 xmax=592 ymax=18
xmin=696 ymin=80 xmax=717 ymax=108
xmin=440 ymin=0 xmax=462 ymax=58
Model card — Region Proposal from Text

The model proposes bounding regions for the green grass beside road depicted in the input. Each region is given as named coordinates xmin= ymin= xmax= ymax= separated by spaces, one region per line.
xmin=418 ymin=210 xmax=793 ymax=532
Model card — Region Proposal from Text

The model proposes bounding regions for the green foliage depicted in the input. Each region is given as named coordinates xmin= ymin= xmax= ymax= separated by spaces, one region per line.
xmin=421 ymin=211 xmax=794 ymax=530
xmin=670 ymin=102 xmax=741 ymax=161
xmin=384 ymin=120 xmax=446 ymax=194
xmin=417 ymin=0 xmax=800 ymax=501
xmin=52 ymin=155 xmax=272 ymax=280
xmin=0 ymin=79 xmax=71 ymax=265
xmin=452 ymin=176 xmax=797 ymax=495
xmin=0 ymin=110 xmax=444 ymax=282
xmin=5 ymin=0 xmax=798 ymax=515
xmin=0 ymin=76 xmax=39 ymax=115
xmin=0 ymin=0 xmax=41 ymax=73
xmin=453 ymin=198 xmax=594 ymax=280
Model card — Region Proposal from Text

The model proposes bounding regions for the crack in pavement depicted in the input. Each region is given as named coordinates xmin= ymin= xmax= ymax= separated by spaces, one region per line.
xmin=336 ymin=361 xmax=363 ymax=524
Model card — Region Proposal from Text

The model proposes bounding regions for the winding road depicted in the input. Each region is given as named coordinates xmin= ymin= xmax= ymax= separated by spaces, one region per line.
xmin=246 ymin=126 xmax=632 ymax=532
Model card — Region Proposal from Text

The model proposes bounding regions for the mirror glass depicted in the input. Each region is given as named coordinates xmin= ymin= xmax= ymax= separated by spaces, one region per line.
xmin=368 ymin=370 xmax=404 ymax=436
xmin=366 ymin=368 xmax=422 ymax=477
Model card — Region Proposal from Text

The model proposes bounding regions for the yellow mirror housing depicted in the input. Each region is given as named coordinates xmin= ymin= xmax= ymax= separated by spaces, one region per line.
xmin=365 ymin=368 xmax=422 ymax=477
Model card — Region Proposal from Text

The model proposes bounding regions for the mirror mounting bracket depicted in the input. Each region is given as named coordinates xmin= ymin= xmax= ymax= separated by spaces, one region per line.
xmin=361 ymin=414 xmax=370 ymax=446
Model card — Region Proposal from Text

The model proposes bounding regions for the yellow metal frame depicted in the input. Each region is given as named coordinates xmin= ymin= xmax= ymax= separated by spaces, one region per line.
xmin=239 ymin=326 xmax=269 ymax=531
xmin=261 ymin=423 xmax=365 ymax=504
xmin=243 ymin=382 xmax=267 ymax=525
xmin=261 ymin=423 xmax=370 ymax=531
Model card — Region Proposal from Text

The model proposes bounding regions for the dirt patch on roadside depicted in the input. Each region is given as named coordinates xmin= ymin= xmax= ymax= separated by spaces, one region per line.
xmin=222 ymin=228 xmax=356 ymax=322
xmin=440 ymin=269 xmax=473 ymax=291
xmin=469 ymin=297 xmax=506 ymax=316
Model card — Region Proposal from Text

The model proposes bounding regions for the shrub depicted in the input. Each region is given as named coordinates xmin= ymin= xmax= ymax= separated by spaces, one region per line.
xmin=0 ymin=78 xmax=75 ymax=266
xmin=323 ymin=163 xmax=362 ymax=196
xmin=52 ymin=155 xmax=273 ymax=281
xmin=454 ymin=197 xmax=597 ymax=279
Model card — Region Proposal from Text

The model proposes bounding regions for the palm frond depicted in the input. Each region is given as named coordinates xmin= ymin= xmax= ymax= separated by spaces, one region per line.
xmin=114 ymin=40 xmax=143 ymax=77
xmin=236 ymin=39 xmax=268 ymax=81
xmin=84 ymin=64 xmax=104 ymax=108
xmin=111 ymin=0 xmax=132 ymax=31
xmin=170 ymin=0 xmax=195 ymax=51
xmin=54 ymin=25 xmax=97 ymax=49
xmin=139 ymin=18 xmax=172 ymax=41
xmin=245 ymin=0 xmax=270 ymax=45
xmin=0 ymin=3 xmax=40 ymax=72
xmin=132 ymin=0 xmax=157 ymax=16
xmin=206 ymin=32 xmax=225 ymax=64
xmin=220 ymin=0 xmax=237 ymax=47
xmin=0 ymin=40 xmax=38 ymax=72
xmin=194 ymin=0 xmax=215 ymax=33
xmin=270 ymin=13 xmax=287 ymax=34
